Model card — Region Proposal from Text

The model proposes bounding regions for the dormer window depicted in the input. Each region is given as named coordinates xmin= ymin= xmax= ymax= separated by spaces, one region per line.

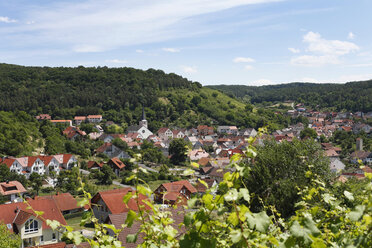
xmin=25 ymin=219 xmax=38 ymax=233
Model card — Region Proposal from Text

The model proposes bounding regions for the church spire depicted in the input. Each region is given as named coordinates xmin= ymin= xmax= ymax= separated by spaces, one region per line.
xmin=142 ymin=105 xmax=146 ymax=121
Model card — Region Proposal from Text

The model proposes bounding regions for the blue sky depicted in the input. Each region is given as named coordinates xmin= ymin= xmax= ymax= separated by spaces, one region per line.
xmin=1 ymin=0 xmax=372 ymax=85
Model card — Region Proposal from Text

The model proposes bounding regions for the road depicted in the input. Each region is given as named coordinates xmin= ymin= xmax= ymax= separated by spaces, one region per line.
xmin=113 ymin=180 xmax=135 ymax=190
xmin=136 ymin=162 xmax=158 ymax=173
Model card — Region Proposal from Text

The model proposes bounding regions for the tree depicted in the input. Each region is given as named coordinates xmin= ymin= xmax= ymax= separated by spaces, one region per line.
xmin=112 ymin=138 xmax=128 ymax=151
xmin=29 ymin=172 xmax=45 ymax=195
xmin=169 ymin=138 xmax=189 ymax=165
xmin=0 ymin=223 xmax=21 ymax=248
xmin=300 ymin=127 xmax=317 ymax=139
xmin=96 ymin=164 xmax=115 ymax=185
xmin=243 ymin=138 xmax=330 ymax=217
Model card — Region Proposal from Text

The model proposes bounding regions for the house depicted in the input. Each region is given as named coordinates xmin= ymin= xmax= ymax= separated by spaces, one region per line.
xmin=87 ymin=161 xmax=103 ymax=170
xmin=107 ymin=158 xmax=126 ymax=176
xmin=95 ymin=143 xmax=131 ymax=159
xmin=99 ymin=134 xmax=125 ymax=143
xmin=329 ymin=158 xmax=346 ymax=173
xmin=206 ymin=167 xmax=226 ymax=183
xmin=189 ymin=150 xmax=209 ymax=161
xmin=0 ymin=198 xmax=67 ymax=247
xmin=74 ymin=116 xmax=87 ymax=125
xmin=172 ymin=130 xmax=185 ymax=139
xmin=197 ymin=125 xmax=214 ymax=136
xmin=106 ymin=208 xmax=186 ymax=248
xmin=154 ymin=180 xmax=197 ymax=206
xmin=350 ymin=151 xmax=372 ymax=165
xmin=23 ymin=157 xmax=46 ymax=178
xmin=53 ymin=154 xmax=77 ymax=170
xmin=158 ymin=128 xmax=173 ymax=140
xmin=1 ymin=158 xmax=24 ymax=175
xmin=38 ymin=156 xmax=61 ymax=176
xmin=238 ymin=128 xmax=257 ymax=137
xmin=87 ymin=115 xmax=102 ymax=123
xmin=62 ymin=126 xmax=86 ymax=140
xmin=91 ymin=188 xmax=150 ymax=223
xmin=36 ymin=114 xmax=52 ymax=120
xmin=0 ymin=181 xmax=27 ymax=203
xmin=195 ymin=179 xmax=218 ymax=195
xmin=217 ymin=126 xmax=238 ymax=135
xmin=35 ymin=192 xmax=83 ymax=215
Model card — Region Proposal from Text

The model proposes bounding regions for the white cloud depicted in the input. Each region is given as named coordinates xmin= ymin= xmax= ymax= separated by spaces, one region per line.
xmin=291 ymin=31 xmax=359 ymax=66
xmin=106 ymin=59 xmax=128 ymax=64
xmin=348 ymin=32 xmax=355 ymax=40
xmin=303 ymin=31 xmax=359 ymax=55
xmin=233 ymin=57 xmax=255 ymax=63
xmin=250 ymin=78 xmax=274 ymax=86
xmin=181 ymin=65 xmax=197 ymax=74
xmin=338 ymin=73 xmax=372 ymax=82
xmin=288 ymin=47 xmax=300 ymax=53
xmin=136 ymin=49 xmax=144 ymax=53
xmin=162 ymin=47 xmax=180 ymax=53
xmin=291 ymin=55 xmax=339 ymax=66
xmin=244 ymin=65 xmax=253 ymax=70
xmin=0 ymin=16 xmax=17 ymax=23
xmin=5 ymin=0 xmax=281 ymax=52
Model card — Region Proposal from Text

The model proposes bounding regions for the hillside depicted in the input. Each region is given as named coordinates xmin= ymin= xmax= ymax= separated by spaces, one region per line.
xmin=208 ymin=81 xmax=372 ymax=112
xmin=0 ymin=63 xmax=286 ymax=131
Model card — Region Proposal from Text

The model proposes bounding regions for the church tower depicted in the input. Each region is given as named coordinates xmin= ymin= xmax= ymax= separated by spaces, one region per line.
xmin=139 ymin=106 xmax=148 ymax=128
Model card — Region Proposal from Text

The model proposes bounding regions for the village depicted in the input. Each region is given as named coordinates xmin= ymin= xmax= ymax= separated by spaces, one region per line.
xmin=1 ymin=104 xmax=371 ymax=248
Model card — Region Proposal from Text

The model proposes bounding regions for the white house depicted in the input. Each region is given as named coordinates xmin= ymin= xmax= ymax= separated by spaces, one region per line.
xmin=158 ymin=128 xmax=173 ymax=140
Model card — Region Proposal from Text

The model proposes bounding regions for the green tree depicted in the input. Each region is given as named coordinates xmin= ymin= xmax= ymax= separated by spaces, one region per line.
xmin=300 ymin=127 xmax=317 ymax=139
xmin=0 ymin=223 xmax=21 ymax=248
xmin=29 ymin=172 xmax=45 ymax=195
xmin=96 ymin=164 xmax=115 ymax=185
xmin=169 ymin=138 xmax=189 ymax=165
xmin=243 ymin=138 xmax=330 ymax=217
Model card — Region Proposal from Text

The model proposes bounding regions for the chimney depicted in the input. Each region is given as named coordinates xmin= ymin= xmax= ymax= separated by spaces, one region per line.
xmin=356 ymin=138 xmax=363 ymax=151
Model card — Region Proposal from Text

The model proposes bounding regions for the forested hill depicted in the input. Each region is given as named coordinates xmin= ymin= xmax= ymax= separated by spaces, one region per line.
xmin=0 ymin=63 xmax=287 ymax=131
xmin=208 ymin=81 xmax=372 ymax=112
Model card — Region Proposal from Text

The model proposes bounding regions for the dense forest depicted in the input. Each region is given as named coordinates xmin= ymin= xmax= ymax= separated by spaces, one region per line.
xmin=0 ymin=63 xmax=288 ymax=131
xmin=208 ymin=81 xmax=372 ymax=112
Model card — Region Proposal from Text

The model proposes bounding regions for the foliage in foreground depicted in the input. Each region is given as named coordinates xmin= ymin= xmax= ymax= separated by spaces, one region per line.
xmin=0 ymin=222 xmax=22 ymax=248
xmin=32 ymin=132 xmax=372 ymax=248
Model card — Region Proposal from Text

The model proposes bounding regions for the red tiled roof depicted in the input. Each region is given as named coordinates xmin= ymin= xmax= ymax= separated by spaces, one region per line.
xmin=96 ymin=143 xmax=112 ymax=153
xmin=91 ymin=188 xmax=150 ymax=214
xmin=157 ymin=127 xmax=170 ymax=134
xmin=0 ymin=158 xmax=16 ymax=168
xmin=63 ymin=154 xmax=73 ymax=164
xmin=0 ymin=181 xmax=27 ymax=196
xmin=74 ymin=116 xmax=87 ymax=120
xmin=27 ymin=156 xmax=39 ymax=167
xmin=87 ymin=161 xmax=103 ymax=169
xmin=198 ymin=157 xmax=210 ymax=167
xmin=161 ymin=180 xmax=197 ymax=194
xmin=87 ymin=115 xmax=102 ymax=119
xmin=109 ymin=158 xmax=126 ymax=169
xmin=38 ymin=156 xmax=55 ymax=166
xmin=36 ymin=193 xmax=80 ymax=212
xmin=108 ymin=208 xmax=187 ymax=248
xmin=0 ymin=198 xmax=67 ymax=233
xmin=195 ymin=179 xmax=216 ymax=193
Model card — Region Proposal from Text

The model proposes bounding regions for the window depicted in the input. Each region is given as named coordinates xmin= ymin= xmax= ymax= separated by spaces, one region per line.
xmin=25 ymin=219 xmax=38 ymax=233
xmin=40 ymin=235 xmax=44 ymax=243
xmin=52 ymin=232 xmax=56 ymax=240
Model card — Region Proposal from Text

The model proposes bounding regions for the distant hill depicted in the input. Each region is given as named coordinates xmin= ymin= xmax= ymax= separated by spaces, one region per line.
xmin=0 ymin=63 xmax=287 ymax=130
xmin=208 ymin=81 xmax=372 ymax=112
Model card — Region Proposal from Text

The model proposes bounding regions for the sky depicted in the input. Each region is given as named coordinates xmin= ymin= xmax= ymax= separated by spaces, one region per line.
xmin=1 ymin=0 xmax=372 ymax=86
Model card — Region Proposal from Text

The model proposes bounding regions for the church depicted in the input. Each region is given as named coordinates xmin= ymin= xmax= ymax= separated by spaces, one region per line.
xmin=127 ymin=107 xmax=153 ymax=139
